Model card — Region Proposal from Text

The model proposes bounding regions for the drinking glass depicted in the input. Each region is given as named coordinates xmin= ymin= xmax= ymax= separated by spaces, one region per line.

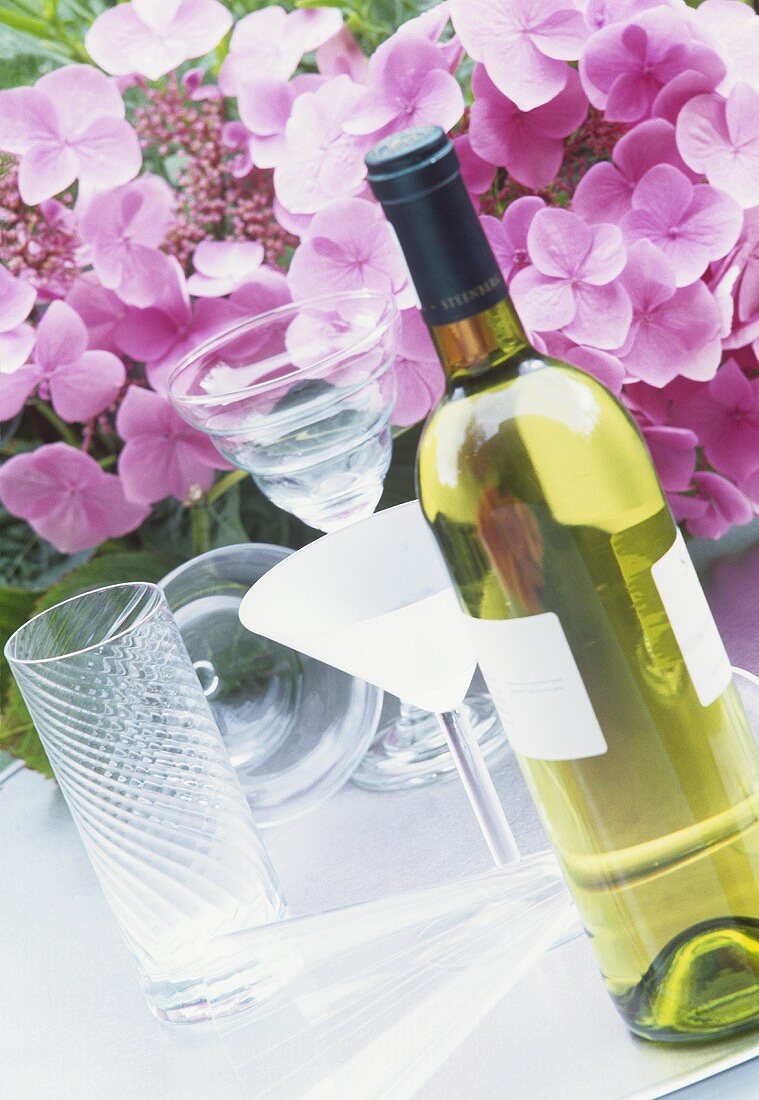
xmin=167 ymin=291 xmax=507 ymax=791
xmin=5 ymin=582 xmax=287 ymax=1023
xmin=159 ymin=544 xmax=383 ymax=827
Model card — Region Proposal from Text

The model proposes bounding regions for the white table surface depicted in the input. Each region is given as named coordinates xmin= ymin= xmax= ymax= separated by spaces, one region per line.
xmin=4 ymin=524 xmax=759 ymax=1099
xmin=5 ymin=740 xmax=759 ymax=1100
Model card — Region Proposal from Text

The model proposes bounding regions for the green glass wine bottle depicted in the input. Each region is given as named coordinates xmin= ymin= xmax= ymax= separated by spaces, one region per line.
xmin=367 ymin=126 xmax=759 ymax=1042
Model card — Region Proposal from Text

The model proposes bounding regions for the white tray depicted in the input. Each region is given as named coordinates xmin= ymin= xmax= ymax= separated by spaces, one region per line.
xmin=4 ymin=731 xmax=759 ymax=1100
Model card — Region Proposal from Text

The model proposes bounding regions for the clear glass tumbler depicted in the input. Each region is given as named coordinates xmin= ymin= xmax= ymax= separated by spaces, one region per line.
xmin=5 ymin=582 xmax=288 ymax=1023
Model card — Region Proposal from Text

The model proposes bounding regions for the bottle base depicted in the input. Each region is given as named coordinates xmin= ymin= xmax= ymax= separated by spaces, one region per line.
xmin=616 ymin=917 xmax=759 ymax=1043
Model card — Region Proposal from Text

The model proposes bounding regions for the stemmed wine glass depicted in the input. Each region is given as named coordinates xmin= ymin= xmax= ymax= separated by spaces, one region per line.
xmin=167 ymin=290 xmax=508 ymax=791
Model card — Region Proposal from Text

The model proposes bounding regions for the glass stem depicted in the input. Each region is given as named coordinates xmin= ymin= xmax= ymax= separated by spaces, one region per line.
xmin=436 ymin=708 xmax=520 ymax=868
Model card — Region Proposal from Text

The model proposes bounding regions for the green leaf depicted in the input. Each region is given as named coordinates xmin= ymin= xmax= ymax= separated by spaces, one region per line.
xmin=0 ymin=680 xmax=53 ymax=778
xmin=0 ymin=585 xmax=41 ymax=766
xmin=33 ymin=548 xmax=184 ymax=613
xmin=0 ymin=506 xmax=94 ymax=589
xmin=0 ymin=549 xmax=184 ymax=776
xmin=378 ymin=424 xmax=422 ymax=511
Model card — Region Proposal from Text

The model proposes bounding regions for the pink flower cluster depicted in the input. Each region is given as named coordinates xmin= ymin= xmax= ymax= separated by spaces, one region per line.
xmin=453 ymin=0 xmax=759 ymax=537
xmin=0 ymin=0 xmax=757 ymax=553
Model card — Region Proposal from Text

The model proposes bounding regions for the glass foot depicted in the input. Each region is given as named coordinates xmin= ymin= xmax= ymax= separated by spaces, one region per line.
xmin=351 ymin=693 xmax=510 ymax=791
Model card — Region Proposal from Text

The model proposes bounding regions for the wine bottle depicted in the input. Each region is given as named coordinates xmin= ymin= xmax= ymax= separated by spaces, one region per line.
xmin=366 ymin=126 xmax=759 ymax=1042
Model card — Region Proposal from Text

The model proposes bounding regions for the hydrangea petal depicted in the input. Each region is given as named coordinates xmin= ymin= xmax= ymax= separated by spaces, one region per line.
xmin=562 ymin=345 xmax=625 ymax=394
xmin=38 ymin=65 xmax=125 ymax=133
xmin=17 ymin=142 xmax=77 ymax=205
xmin=86 ymin=7 xmax=178 ymax=79
xmin=0 ymin=326 xmax=35 ymax=376
xmin=680 ymin=470 xmax=753 ymax=539
xmin=72 ymin=117 xmax=142 ymax=191
xmin=579 ymin=223 xmax=627 ymax=285
xmin=563 ymin=280 xmax=631 ymax=347
xmin=481 ymin=196 xmax=545 ymax=283
xmin=0 ymin=268 xmax=36 ymax=333
xmin=527 ymin=208 xmax=595 ymax=279
xmin=0 ymin=363 xmax=40 ymax=420
xmin=510 ymin=265 xmax=577 ymax=331
xmin=0 ymin=87 xmax=58 ymax=154
xmin=49 ymin=349 xmax=125 ymax=422
xmin=573 ymin=162 xmax=634 ymax=225
xmin=641 ymin=424 xmax=698 ymax=491
xmin=35 ymin=301 xmax=88 ymax=368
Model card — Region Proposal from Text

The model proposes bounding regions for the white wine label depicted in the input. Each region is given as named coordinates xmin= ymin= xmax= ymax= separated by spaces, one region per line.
xmin=466 ymin=612 xmax=607 ymax=761
xmin=651 ymin=530 xmax=732 ymax=707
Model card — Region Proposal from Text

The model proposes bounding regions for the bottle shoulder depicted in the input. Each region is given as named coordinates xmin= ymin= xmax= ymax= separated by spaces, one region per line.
xmin=418 ymin=360 xmax=666 ymax=534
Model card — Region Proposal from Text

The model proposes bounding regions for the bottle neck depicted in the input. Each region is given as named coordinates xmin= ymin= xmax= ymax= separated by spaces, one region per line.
xmin=430 ymin=297 xmax=530 ymax=385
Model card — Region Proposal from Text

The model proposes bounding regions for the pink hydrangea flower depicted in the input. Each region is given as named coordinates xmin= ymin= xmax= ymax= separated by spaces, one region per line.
xmin=510 ymin=207 xmax=631 ymax=349
xmin=544 ymin=333 xmax=626 ymax=393
xmin=316 ymin=26 xmax=368 ymax=82
xmin=106 ymin=258 xmax=232 ymax=386
xmin=0 ymin=65 xmax=141 ymax=205
xmin=220 ymin=6 xmax=342 ymax=97
xmin=0 ymin=267 xmax=36 ymax=375
xmin=580 ymin=6 xmax=724 ymax=123
xmin=274 ymin=76 xmax=372 ymax=215
xmin=740 ymin=466 xmax=759 ymax=507
xmin=182 ymin=67 xmax=223 ymax=102
xmin=453 ymin=135 xmax=495 ymax=198
xmin=469 ymin=65 xmax=588 ymax=189
xmin=639 ymin=423 xmax=698 ymax=492
xmin=228 ymin=267 xmax=291 ymax=319
xmin=482 ymin=196 xmax=545 ymax=283
xmin=719 ymin=207 xmax=759 ymax=352
xmin=287 ymin=198 xmax=414 ymax=308
xmin=390 ymin=308 xmax=445 ymax=427
xmin=572 ymin=118 xmax=696 ymax=225
xmin=651 ymin=68 xmax=723 ymax=125
xmin=396 ymin=3 xmax=463 ymax=71
xmin=450 ymin=0 xmax=588 ymax=111
xmin=77 ymin=176 xmax=175 ymax=307
xmin=581 ymin=0 xmax=678 ymax=34
xmin=187 ymin=241 xmax=266 ymax=298
xmin=0 ymin=442 xmax=148 ymax=553
xmin=620 ymin=164 xmax=742 ymax=288
xmin=692 ymin=0 xmax=759 ymax=95
xmin=0 ymin=300 xmax=124 ymax=422
xmin=677 ymin=84 xmax=759 ymax=210
xmin=65 ymin=275 xmax=130 ymax=355
xmin=237 ymin=74 xmax=321 ymax=172
xmin=116 ymin=385 xmax=229 ymax=505
xmin=118 ymin=261 xmax=290 ymax=392
xmin=85 ymin=0 xmax=232 ymax=82
xmin=669 ymin=470 xmax=753 ymax=540
xmin=343 ymin=33 xmax=464 ymax=139
xmin=615 ymin=240 xmax=723 ymax=385
xmin=671 ymin=358 xmax=759 ymax=482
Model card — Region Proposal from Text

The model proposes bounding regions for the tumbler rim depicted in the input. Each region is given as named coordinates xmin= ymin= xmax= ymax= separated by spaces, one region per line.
xmin=4 ymin=581 xmax=164 ymax=666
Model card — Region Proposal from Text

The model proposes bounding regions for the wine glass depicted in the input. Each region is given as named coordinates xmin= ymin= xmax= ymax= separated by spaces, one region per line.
xmin=206 ymin=855 xmax=573 ymax=1096
xmin=167 ymin=290 xmax=507 ymax=791
xmin=239 ymin=499 xmax=519 ymax=867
